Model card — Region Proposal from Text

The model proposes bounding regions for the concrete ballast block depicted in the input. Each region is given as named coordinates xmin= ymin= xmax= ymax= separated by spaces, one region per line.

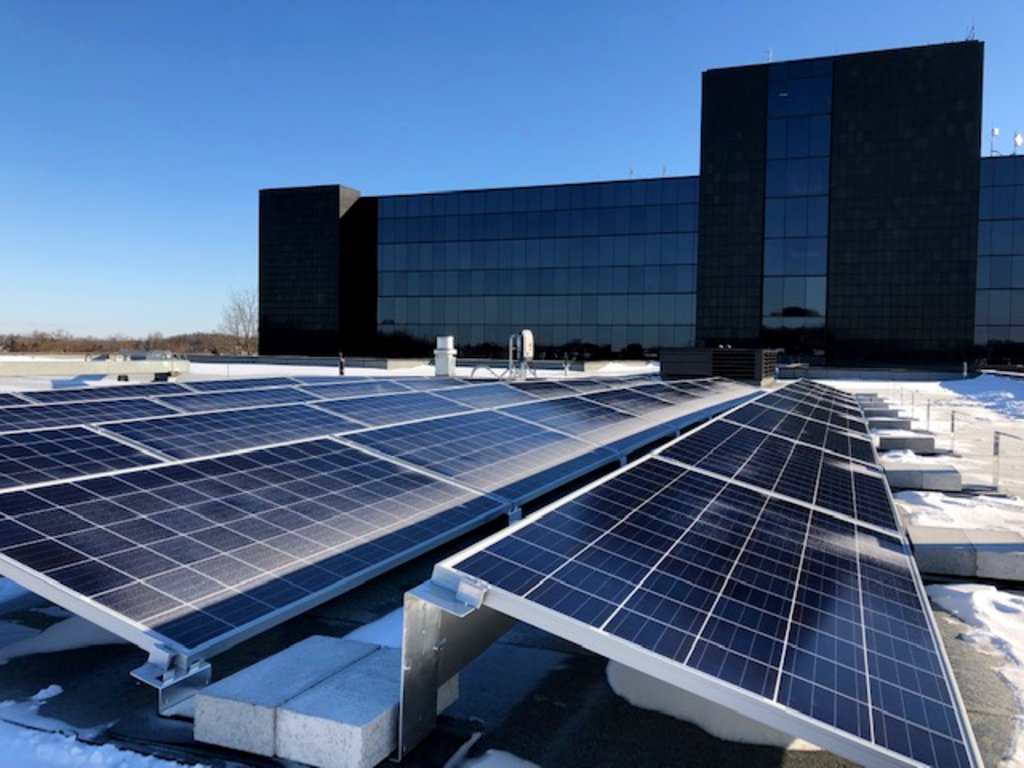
xmin=194 ymin=637 xmax=378 ymax=756
xmin=877 ymin=434 xmax=936 ymax=453
xmin=907 ymin=526 xmax=976 ymax=577
xmin=276 ymin=647 xmax=402 ymax=768
xmin=883 ymin=465 xmax=962 ymax=492
xmin=869 ymin=416 xmax=913 ymax=430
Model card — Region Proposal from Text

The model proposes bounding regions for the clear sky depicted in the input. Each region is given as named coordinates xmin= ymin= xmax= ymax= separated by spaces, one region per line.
xmin=1 ymin=1 xmax=1021 ymax=338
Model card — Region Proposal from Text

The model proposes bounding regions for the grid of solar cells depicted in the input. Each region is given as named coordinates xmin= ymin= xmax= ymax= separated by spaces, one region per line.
xmin=181 ymin=377 xmax=298 ymax=392
xmin=755 ymin=393 xmax=868 ymax=435
xmin=765 ymin=385 xmax=864 ymax=417
xmin=631 ymin=382 xmax=701 ymax=404
xmin=658 ymin=419 xmax=897 ymax=532
xmin=443 ymin=453 xmax=976 ymax=767
xmin=508 ymin=381 xmax=576 ymax=399
xmin=22 ymin=383 xmax=191 ymax=404
xmin=298 ymin=379 xmax=410 ymax=400
xmin=552 ymin=379 xmax=614 ymax=394
xmin=724 ymin=402 xmax=876 ymax=465
xmin=0 ymin=393 xmax=28 ymax=407
xmin=582 ymin=387 xmax=675 ymax=416
xmin=342 ymin=410 xmax=618 ymax=503
xmin=0 ymin=399 xmax=178 ymax=434
xmin=389 ymin=377 xmax=468 ymax=391
xmin=155 ymin=387 xmax=319 ymax=414
xmin=499 ymin=397 xmax=637 ymax=443
xmin=101 ymin=404 xmax=360 ymax=460
xmin=434 ymin=383 xmax=540 ymax=409
xmin=314 ymin=392 xmax=470 ymax=427
xmin=0 ymin=427 xmax=159 ymax=489
xmin=0 ymin=438 xmax=504 ymax=653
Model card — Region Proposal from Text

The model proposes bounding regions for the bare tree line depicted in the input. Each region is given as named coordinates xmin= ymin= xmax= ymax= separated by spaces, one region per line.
xmin=1 ymin=288 xmax=259 ymax=357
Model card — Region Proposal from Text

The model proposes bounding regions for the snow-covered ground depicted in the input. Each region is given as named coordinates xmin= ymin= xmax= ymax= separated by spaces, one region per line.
xmin=928 ymin=585 xmax=1024 ymax=768
xmin=895 ymin=490 xmax=1024 ymax=533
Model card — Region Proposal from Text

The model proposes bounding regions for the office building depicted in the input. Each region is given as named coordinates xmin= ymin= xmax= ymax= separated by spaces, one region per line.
xmin=259 ymin=40 xmax=1021 ymax=363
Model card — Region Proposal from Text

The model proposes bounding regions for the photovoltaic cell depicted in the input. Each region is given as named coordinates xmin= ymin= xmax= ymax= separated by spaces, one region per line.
xmin=724 ymin=402 xmax=876 ymax=465
xmin=658 ymin=419 xmax=897 ymax=532
xmin=299 ymin=380 xmax=411 ymax=400
xmin=156 ymin=387 xmax=320 ymax=413
xmin=102 ymin=404 xmax=360 ymax=460
xmin=342 ymin=410 xmax=618 ymax=503
xmin=0 ymin=427 xmax=159 ymax=489
xmin=314 ymin=392 xmax=470 ymax=427
xmin=0 ymin=399 xmax=178 ymax=434
xmin=22 ymin=383 xmax=191 ymax=404
xmin=0 ymin=394 xmax=28 ymax=407
xmin=499 ymin=397 xmax=637 ymax=442
xmin=506 ymin=381 xmax=576 ymax=399
xmin=389 ymin=377 xmax=469 ymax=391
xmin=0 ymin=438 xmax=504 ymax=654
xmin=434 ymin=383 xmax=540 ymax=409
xmin=182 ymin=377 xmax=298 ymax=392
xmin=583 ymin=388 xmax=675 ymax=416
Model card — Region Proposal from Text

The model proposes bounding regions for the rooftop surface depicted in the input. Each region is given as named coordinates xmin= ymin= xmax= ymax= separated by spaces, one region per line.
xmin=0 ymin=363 xmax=1019 ymax=768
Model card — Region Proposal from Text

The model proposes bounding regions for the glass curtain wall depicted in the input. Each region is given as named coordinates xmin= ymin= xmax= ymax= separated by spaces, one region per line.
xmin=762 ymin=59 xmax=832 ymax=353
xmin=376 ymin=178 xmax=699 ymax=357
xmin=976 ymin=155 xmax=1024 ymax=354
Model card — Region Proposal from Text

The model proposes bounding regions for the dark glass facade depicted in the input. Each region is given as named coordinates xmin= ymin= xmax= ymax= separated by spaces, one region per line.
xmin=698 ymin=40 xmax=983 ymax=362
xmin=976 ymin=156 xmax=1024 ymax=355
xmin=762 ymin=58 xmax=832 ymax=351
xmin=259 ymin=41 xmax=995 ymax=364
xmin=377 ymin=178 xmax=699 ymax=356
xmin=826 ymin=43 xmax=982 ymax=362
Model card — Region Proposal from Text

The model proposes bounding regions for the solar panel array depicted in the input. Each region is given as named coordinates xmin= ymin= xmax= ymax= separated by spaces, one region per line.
xmin=0 ymin=373 xmax=751 ymax=666
xmin=436 ymin=379 xmax=980 ymax=768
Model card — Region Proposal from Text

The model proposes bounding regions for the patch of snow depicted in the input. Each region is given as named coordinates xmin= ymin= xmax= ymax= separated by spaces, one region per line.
xmin=31 ymin=686 xmax=62 ymax=703
xmin=0 ymin=617 xmax=125 ymax=664
xmin=343 ymin=607 xmax=403 ymax=648
xmin=928 ymin=584 xmax=1024 ymax=767
xmin=895 ymin=491 xmax=1024 ymax=533
xmin=605 ymin=661 xmax=817 ymax=750
xmin=941 ymin=374 xmax=1024 ymax=421
xmin=0 ymin=720 xmax=207 ymax=768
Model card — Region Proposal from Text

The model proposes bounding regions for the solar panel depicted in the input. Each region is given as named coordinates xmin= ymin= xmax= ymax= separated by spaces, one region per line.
xmin=499 ymin=397 xmax=638 ymax=443
xmin=433 ymin=382 xmax=540 ymax=409
xmin=157 ymin=387 xmax=320 ymax=414
xmin=582 ymin=388 xmax=675 ymax=416
xmin=428 ymin=380 xmax=978 ymax=767
xmin=342 ymin=410 xmax=618 ymax=504
xmin=313 ymin=392 xmax=470 ymax=427
xmin=0 ymin=438 xmax=505 ymax=657
xmin=101 ymin=404 xmax=361 ymax=460
xmin=0 ymin=398 xmax=178 ymax=434
xmin=299 ymin=380 xmax=411 ymax=399
xmin=507 ymin=381 xmax=576 ymax=399
xmin=756 ymin=392 xmax=868 ymax=434
xmin=724 ymin=402 xmax=876 ymax=464
xmin=182 ymin=377 xmax=298 ymax=392
xmin=388 ymin=377 xmax=469 ymax=391
xmin=21 ymin=382 xmax=191 ymax=404
xmin=0 ymin=393 xmax=29 ymax=407
xmin=544 ymin=378 xmax=614 ymax=394
xmin=437 ymin=453 xmax=978 ymax=767
xmin=658 ymin=419 xmax=897 ymax=532
xmin=0 ymin=427 xmax=159 ymax=489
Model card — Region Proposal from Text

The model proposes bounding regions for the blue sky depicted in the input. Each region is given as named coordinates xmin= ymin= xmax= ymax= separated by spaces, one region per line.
xmin=1 ymin=1 xmax=1021 ymax=338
